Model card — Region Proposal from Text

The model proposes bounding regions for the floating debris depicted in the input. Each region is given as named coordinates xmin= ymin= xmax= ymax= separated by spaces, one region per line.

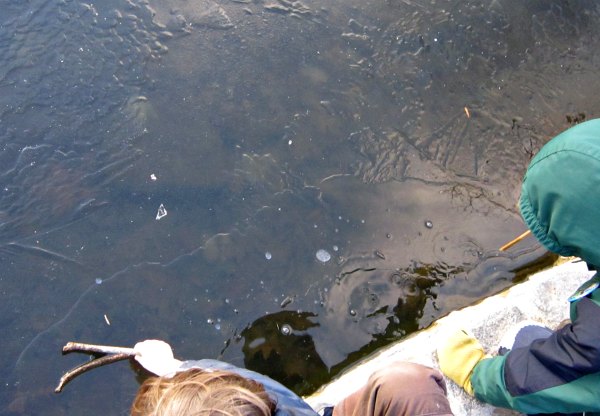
xmin=280 ymin=295 xmax=294 ymax=308
xmin=150 ymin=173 xmax=157 ymax=181
xmin=156 ymin=204 xmax=167 ymax=220
xmin=374 ymin=250 xmax=385 ymax=260
xmin=103 ymin=314 xmax=111 ymax=325
xmin=95 ymin=278 xmax=103 ymax=285
xmin=265 ymin=251 xmax=272 ymax=260
xmin=424 ymin=220 xmax=433 ymax=229
xmin=316 ymin=249 xmax=331 ymax=263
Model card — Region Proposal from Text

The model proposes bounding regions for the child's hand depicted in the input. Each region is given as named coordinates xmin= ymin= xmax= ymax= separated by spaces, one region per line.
xmin=133 ymin=339 xmax=183 ymax=377
xmin=437 ymin=330 xmax=490 ymax=395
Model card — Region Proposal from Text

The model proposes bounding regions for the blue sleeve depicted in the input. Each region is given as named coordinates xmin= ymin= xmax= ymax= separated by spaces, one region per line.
xmin=179 ymin=359 xmax=319 ymax=416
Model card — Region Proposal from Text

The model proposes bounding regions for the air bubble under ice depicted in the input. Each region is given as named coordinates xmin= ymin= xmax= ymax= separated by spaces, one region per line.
xmin=316 ymin=249 xmax=331 ymax=263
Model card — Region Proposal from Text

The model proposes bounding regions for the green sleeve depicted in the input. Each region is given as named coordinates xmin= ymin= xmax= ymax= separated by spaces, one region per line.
xmin=470 ymin=356 xmax=513 ymax=409
xmin=472 ymin=352 xmax=600 ymax=414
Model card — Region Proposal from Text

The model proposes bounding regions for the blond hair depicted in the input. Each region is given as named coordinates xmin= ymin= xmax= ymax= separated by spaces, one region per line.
xmin=131 ymin=368 xmax=276 ymax=416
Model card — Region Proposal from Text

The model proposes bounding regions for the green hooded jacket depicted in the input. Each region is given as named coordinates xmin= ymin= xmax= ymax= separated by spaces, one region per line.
xmin=470 ymin=119 xmax=600 ymax=414
xmin=520 ymin=118 xmax=600 ymax=268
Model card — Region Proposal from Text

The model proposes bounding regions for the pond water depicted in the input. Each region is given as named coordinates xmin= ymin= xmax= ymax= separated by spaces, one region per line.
xmin=1 ymin=0 xmax=599 ymax=414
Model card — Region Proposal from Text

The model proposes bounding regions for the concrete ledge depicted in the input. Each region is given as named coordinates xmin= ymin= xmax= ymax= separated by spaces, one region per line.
xmin=305 ymin=259 xmax=594 ymax=415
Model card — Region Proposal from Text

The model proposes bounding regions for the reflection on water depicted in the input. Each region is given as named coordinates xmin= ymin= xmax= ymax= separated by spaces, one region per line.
xmin=1 ymin=0 xmax=599 ymax=413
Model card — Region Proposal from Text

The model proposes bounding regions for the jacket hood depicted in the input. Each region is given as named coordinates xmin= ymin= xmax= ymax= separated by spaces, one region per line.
xmin=519 ymin=119 xmax=600 ymax=267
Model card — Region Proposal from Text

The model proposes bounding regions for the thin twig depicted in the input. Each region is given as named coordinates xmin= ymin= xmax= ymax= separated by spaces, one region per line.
xmin=499 ymin=230 xmax=532 ymax=251
xmin=62 ymin=341 xmax=136 ymax=356
xmin=55 ymin=353 xmax=131 ymax=393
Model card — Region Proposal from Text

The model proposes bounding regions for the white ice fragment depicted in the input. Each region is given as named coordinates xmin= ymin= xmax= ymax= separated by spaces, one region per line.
xmin=316 ymin=249 xmax=331 ymax=263
xmin=156 ymin=203 xmax=167 ymax=220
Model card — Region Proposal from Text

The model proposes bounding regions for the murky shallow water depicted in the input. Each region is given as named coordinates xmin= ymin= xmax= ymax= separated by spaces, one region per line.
xmin=1 ymin=0 xmax=599 ymax=413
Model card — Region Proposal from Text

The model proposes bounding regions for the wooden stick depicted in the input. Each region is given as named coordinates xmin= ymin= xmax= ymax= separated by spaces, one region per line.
xmin=62 ymin=341 xmax=136 ymax=356
xmin=55 ymin=342 xmax=138 ymax=393
xmin=499 ymin=230 xmax=532 ymax=251
xmin=55 ymin=352 xmax=131 ymax=393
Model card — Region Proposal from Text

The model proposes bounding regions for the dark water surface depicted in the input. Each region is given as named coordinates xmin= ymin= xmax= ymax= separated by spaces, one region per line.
xmin=1 ymin=0 xmax=599 ymax=414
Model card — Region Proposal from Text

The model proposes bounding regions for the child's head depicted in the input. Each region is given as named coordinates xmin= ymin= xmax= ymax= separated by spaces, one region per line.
xmin=131 ymin=369 xmax=275 ymax=416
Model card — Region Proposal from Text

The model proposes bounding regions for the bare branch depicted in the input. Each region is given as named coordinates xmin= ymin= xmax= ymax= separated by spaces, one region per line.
xmin=55 ymin=342 xmax=138 ymax=393
xmin=55 ymin=353 xmax=131 ymax=393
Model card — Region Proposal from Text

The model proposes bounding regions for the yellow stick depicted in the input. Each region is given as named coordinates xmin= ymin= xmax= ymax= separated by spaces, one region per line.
xmin=499 ymin=230 xmax=532 ymax=251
